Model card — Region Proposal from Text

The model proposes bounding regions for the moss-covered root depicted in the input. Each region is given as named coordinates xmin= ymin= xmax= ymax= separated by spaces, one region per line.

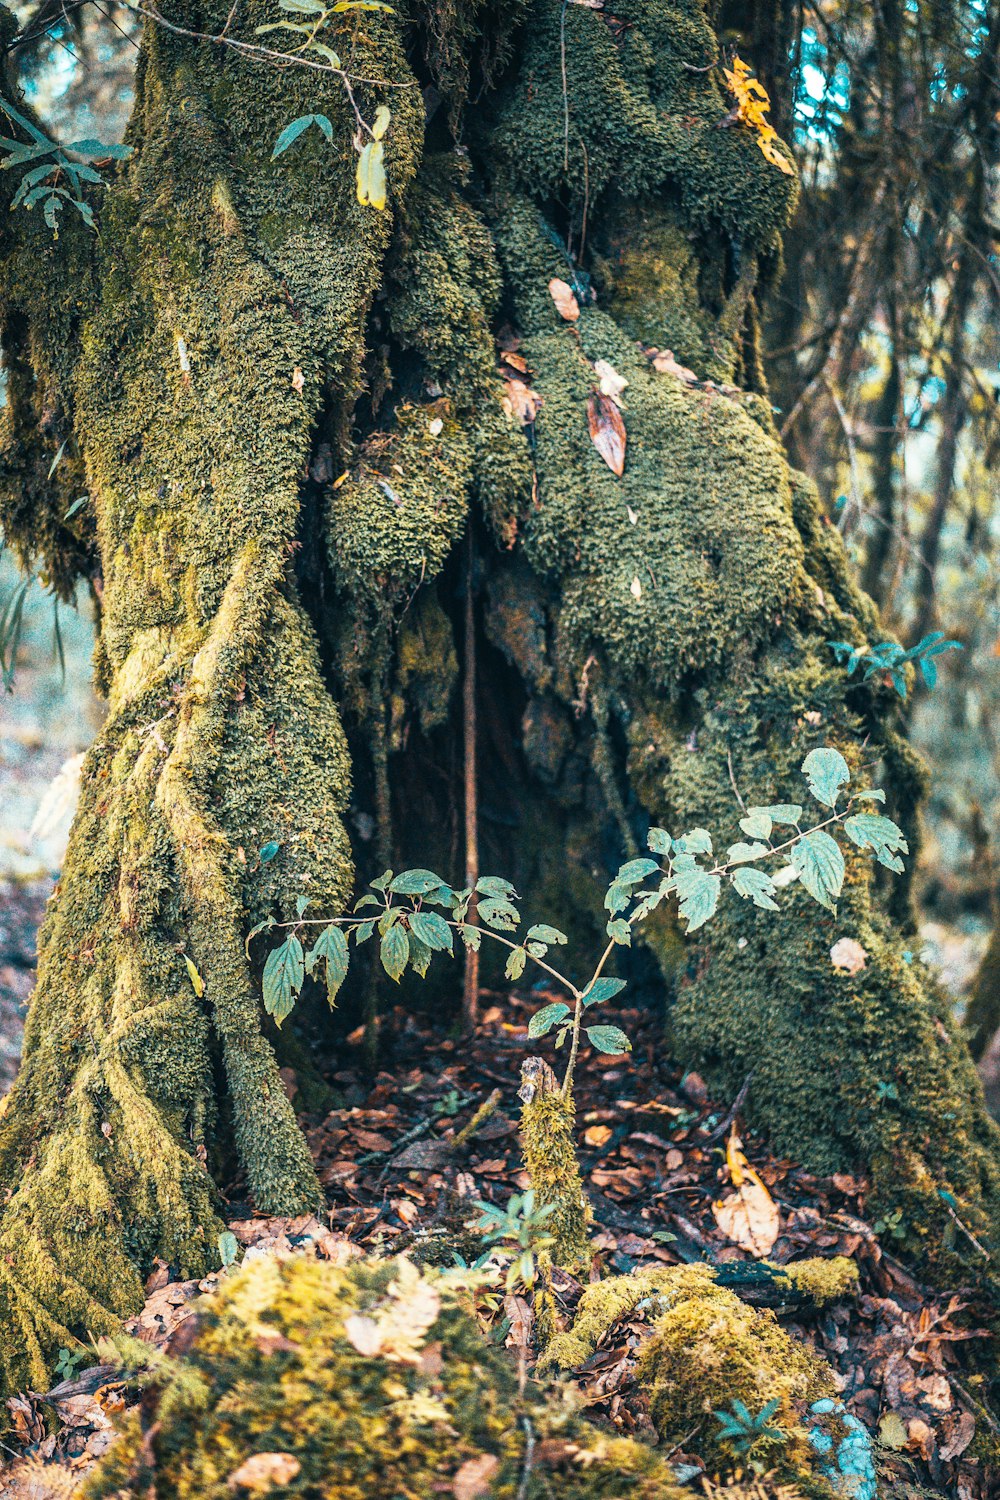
xmin=540 ymin=1258 xmax=859 ymax=1374
xmin=518 ymin=1058 xmax=593 ymax=1269
xmin=83 ymin=1254 xmax=695 ymax=1500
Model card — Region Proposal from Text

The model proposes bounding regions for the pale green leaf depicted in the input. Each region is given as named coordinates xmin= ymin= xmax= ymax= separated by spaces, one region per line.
xmin=529 ymin=1001 xmax=570 ymax=1037
xmin=802 ymin=747 xmax=850 ymax=808
xmin=586 ymin=1024 xmax=632 ymax=1055
xmin=791 ymin=829 xmax=845 ymax=909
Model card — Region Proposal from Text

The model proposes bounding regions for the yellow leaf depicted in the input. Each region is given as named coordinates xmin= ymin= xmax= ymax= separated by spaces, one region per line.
xmin=184 ymin=955 xmax=205 ymax=997
xmin=356 ymin=139 xmax=387 ymax=210
xmin=372 ymin=105 xmax=391 ymax=141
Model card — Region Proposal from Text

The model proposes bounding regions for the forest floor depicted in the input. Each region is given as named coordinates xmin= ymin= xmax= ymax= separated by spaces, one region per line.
xmin=1 ymin=991 xmax=997 ymax=1499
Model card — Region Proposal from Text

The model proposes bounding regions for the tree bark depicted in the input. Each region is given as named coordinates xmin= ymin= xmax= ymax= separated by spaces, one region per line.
xmin=1 ymin=0 xmax=998 ymax=1399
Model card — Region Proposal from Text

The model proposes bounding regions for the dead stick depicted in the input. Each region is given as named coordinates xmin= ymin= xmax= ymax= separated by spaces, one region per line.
xmin=462 ymin=527 xmax=480 ymax=1029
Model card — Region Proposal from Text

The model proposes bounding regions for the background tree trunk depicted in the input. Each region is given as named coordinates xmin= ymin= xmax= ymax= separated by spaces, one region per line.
xmin=1 ymin=0 xmax=998 ymax=1397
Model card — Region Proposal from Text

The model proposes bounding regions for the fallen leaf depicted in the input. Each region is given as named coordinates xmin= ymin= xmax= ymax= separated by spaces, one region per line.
xmin=428 ymin=417 xmax=443 ymax=437
xmin=503 ymin=1293 xmax=533 ymax=1347
xmin=713 ymin=1179 xmax=780 ymax=1256
xmin=938 ymin=1410 xmax=975 ymax=1461
xmin=227 ymin=1452 xmax=302 ymax=1491
xmin=452 ymin=1453 xmax=500 ymax=1500
xmin=830 ymin=937 xmax=867 ymax=975
xmin=584 ymin=1124 xmax=613 ymax=1146
xmin=344 ymin=1313 xmax=383 ymax=1357
xmin=626 ymin=506 xmax=638 ymax=525
xmin=630 ymin=577 xmax=642 ymax=600
xmin=503 ymin=377 xmax=543 ymax=425
xmin=501 ymin=350 xmax=529 ymax=373
xmin=548 ymin=277 xmax=580 ymax=321
xmin=878 ymin=1411 xmax=908 ymax=1450
xmin=712 ymin=1131 xmax=780 ymax=1256
xmin=587 ymin=391 xmax=626 ymax=476
xmin=291 ymin=366 xmax=305 ymax=394
xmin=593 ymin=358 xmax=628 ymax=404
xmin=651 ymin=348 xmax=697 ymax=383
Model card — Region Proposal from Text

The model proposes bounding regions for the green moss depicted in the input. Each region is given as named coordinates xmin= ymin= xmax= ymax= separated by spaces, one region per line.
xmin=0 ymin=0 xmax=424 ymax=1398
xmin=83 ymin=1253 xmax=694 ymax=1500
xmin=519 ymin=1060 xmax=593 ymax=1269
xmin=541 ymin=1258 xmax=857 ymax=1375
xmin=775 ymin=1258 xmax=860 ymax=1307
xmin=632 ymin=1265 xmax=834 ymax=1486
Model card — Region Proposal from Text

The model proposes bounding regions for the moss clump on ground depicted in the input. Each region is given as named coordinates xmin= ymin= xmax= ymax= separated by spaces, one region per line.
xmin=83 ymin=1254 xmax=695 ymax=1500
xmin=541 ymin=1259 xmax=858 ymax=1374
xmin=633 ymin=1268 xmax=842 ymax=1496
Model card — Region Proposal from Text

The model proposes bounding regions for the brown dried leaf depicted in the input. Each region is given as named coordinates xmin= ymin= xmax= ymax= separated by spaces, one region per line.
xmin=291 ymin=366 xmax=305 ymax=394
xmin=503 ymin=377 xmax=543 ymax=426
xmin=651 ymin=348 xmax=698 ymax=383
xmin=452 ymin=1454 xmax=500 ymax=1500
xmin=227 ymin=1452 xmax=302 ymax=1491
xmin=501 ymin=350 xmax=529 ymax=373
xmin=587 ymin=392 xmax=626 ymax=477
xmin=548 ymin=277 xmax=580 ymax=321
xmin=584 ymin=1124 xmax=613 ymax=1146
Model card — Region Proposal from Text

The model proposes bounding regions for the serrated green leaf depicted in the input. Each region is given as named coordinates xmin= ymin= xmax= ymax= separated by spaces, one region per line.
xmin=582 ymin=976 xmax=627 ymax=1007
xmin=505 ymin=945 xmax=527 ymax=981
xmin=306 ymin=924 xmax=349 ymax=1004
xmin=408 ymin=910 xmax=453 ymax=953
xmin=675 ymin=828 xmax=713 ymax=855
xmin=380 ymin=921 xmax=409 ymax=982
xmin=725 ymin=841 xmax=770 ymax=865
xmin=615 ymin=857 xmax=660 ymax=886
xmin=604 ymin=881 xmax=630 ymax=915
xmin=528 ymin=1001 xmax=570 ymax=1037
xmin=802 ymin=747 xmax=851 ymax=808
xmin=843 ymin=812 xmax=908 ymax=872
xmin=586 ymin=1024 xmax=632 ymax=1055
xmin=458 ymin=922 xmax=481 ymax=951
xmin=790 ymin=829 xmax=844 ymax=910
xmin=389 ymin=868 xmax=447 ymax=895
xmin=263 ymin=935 xmax=304 ymax=1024
xmin=739 ymin=811 xmax=772 ymax=841
xmin=478 ymin=897 xmax=520 ymax=930
xmin=407 ymin=932 xmax=432 ymax=978
xmin=477 ymin=876 xmax=518 ymax=899
xmin=673 ymin=867 xmax=721 ymax=932
xmin=355 ymin=918 xmax=376 ymax=944
xmin=731 ymin=866 xmax=779 ymax=910
xmin=526 ymin=923 xmax=567 ymax=945
xmin=750 ymin=803 xmax=802 ymax=826
xmin=647 ymin=827 xmax=671 ymax=854
xmin=606 ymin=918 xmax=631 ymax=945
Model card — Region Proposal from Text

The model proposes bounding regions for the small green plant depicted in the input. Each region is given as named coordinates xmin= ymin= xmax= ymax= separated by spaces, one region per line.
xmin=713 ymin=1396 xmax=786 ymax=1456
xmin=259 ymin=0 xmax=396 ymax=210
xmin=257 ymin=747 xmax=907 ymax=1101
xmin=829 ymin=631 xmax=961 ymax=698
xmin=54 ymin=1344 xmax=88 ymax=1382
xmin=0 ymin=97 xmax=130 ymax=234
xmin=474 ymin=1190 xmax=556 ymax=1293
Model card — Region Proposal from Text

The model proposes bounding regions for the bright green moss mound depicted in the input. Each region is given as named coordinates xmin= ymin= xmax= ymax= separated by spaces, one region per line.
xmin=633 ymin=1265 xmax=834 ymax=1487
xmin=84 ymin=1254 xmax=694 ymax=1500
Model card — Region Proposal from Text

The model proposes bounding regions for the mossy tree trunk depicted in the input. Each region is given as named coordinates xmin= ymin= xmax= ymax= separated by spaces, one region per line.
xmin=1 ymin=0 xmax=998 ymax=1396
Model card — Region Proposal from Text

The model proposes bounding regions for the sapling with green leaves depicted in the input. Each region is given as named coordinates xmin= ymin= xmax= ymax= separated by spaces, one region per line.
xmin=257 ymin=747 xmax=908 ymax=1102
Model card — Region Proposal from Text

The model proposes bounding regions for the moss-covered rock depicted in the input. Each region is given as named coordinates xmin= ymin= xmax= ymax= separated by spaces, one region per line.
xmin=83 ymin=1253 xmax=694 ymax=1499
